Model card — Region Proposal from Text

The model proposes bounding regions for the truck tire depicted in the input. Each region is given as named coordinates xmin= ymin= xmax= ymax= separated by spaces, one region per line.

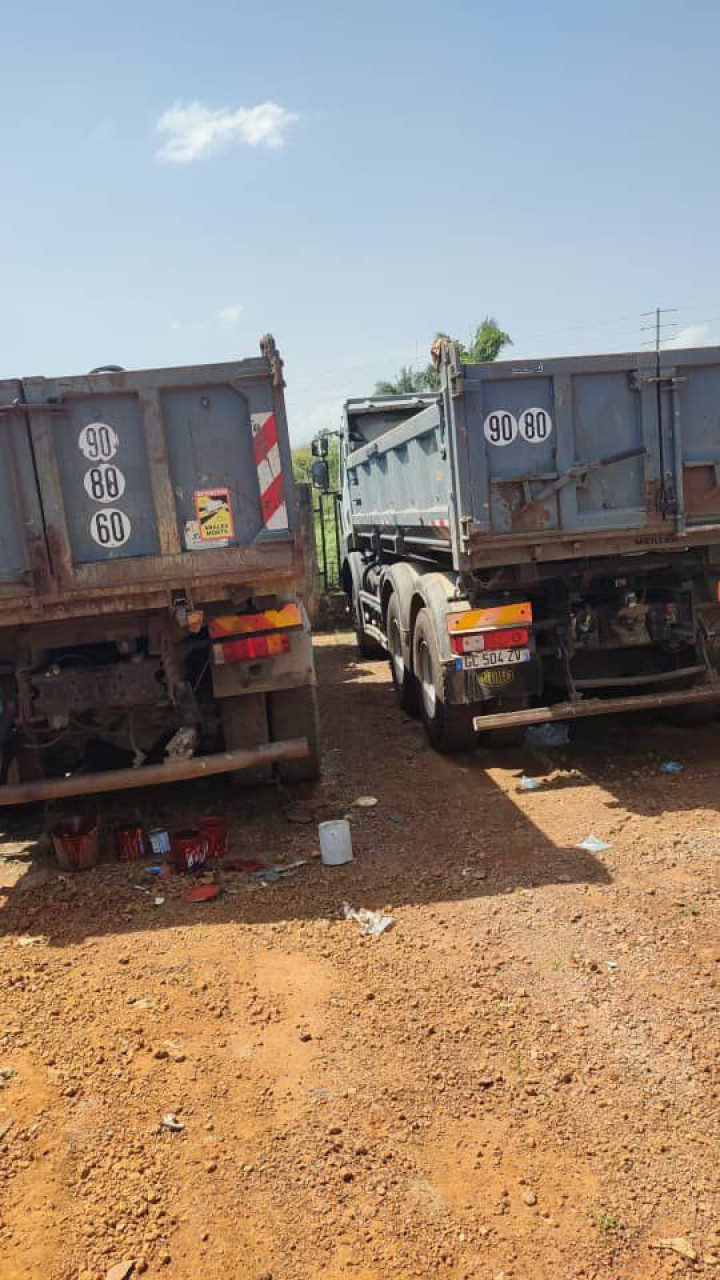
xmin=221 ymin=692 xmax=273 ymax=785
xmin=412 ymin=608 xmax=476 ymax=753
xmin=387 ymin=593 xmax=417 ymax=712
xmin=268 ymin=685 xmax=321 ymax=782
xmin=351 ymin=579 xmax=384 ymax=659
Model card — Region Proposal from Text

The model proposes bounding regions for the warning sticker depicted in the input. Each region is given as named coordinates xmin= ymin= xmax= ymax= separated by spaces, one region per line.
xmin=194 ymin=488 xmax=235 ymax=542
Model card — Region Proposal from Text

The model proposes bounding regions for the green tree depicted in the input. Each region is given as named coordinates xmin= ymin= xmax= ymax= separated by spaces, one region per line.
xmin=374 ymin=365 xmax=433 ymax=395
xmin=432 ymin=319 xmax=512 ymax=366
xmin=464 ymin=316 xmax=512 ymax=363
xmin=376 ymin=319 xmax=512 ymax=396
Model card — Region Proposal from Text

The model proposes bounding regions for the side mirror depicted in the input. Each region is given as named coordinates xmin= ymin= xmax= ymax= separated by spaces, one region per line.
xmin=312 ymin=435 xmax=329 ymax=458
xmin=311 ymin=459 xmax=330 ymax=491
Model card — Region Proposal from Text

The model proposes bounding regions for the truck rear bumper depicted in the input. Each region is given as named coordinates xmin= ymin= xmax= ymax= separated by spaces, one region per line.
xmin=0 ymin=738 xmax=308 ymax=807
xmin=472 ymin=684 xmax=720 ymax=732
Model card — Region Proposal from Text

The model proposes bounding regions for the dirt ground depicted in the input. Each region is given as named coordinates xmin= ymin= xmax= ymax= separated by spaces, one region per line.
xmin=0 ymin=632 xmax=718 ymax=1280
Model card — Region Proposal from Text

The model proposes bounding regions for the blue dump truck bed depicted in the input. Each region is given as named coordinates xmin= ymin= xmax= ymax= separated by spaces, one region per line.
xmin=339 ymin=343 xmax=720 ymax=750
xmin=0 ymin=337 xmax=297 ymax=622
xmin=345 ymin=345 xmax=720 ymax=574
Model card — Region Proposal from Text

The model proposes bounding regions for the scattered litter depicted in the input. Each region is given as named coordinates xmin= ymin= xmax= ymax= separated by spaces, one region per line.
xmin=525 ymin=722 xmax=570 ymax=747
xmin=577 ymin=834 xmax=613 ymax=853
xmin=253 ymin=859 xmax=308 ymax=884
xmin=353 ymin=795 xmax=378 ymax=808
xmin=52 ymin=815 xmax=99 ymax=870
xmin=319 ymin=819 xmax=353 ymax=866
xmin=16 ymin=935 xmax=43 ymax=948
xmin=187 ymin=884 xmax=221 ymax=903
xmin=0 ymin=1116 xmax=14 ymax=1141
xmin=462 ymin=866 xmax=488 ymax=881
xmin=154 ymin=895 xmax=165 ymax=907
xmin=388 ymin=812 xmax=405 ymax=824
xmin=165 ymin=724 xmax=198 ymax=759
xmin=161 ymin=1113 xmax=184 ymax=1132
xmin=343 ymin=902 xmax=394 ymax=937
xmin=606 ymin=959 xmax=618 ymax=971
xmin=147 ymin=827 xmax=171 ymax=856
xmin=199 ymin=814 xmax=228 ymax=858
xmin=0 ymin=1068 xmax=16 ymax=1081
xmin=132 ymin=884 xmax=151 ymax=895
xmin=660 ymin=760 xmax=683 ymax=774
xmin=172 ymin=828 xmax=207 ymax=873
xmin=106 ymin=1262 xmax=135 ymax=1280
xmin=650 ymin=1238 xmax=698 ymax=1262
xmin=116 ymin=825 xmax=147 ymax=862
xmin=519 ymin=776 xmax=541 ymax=791
xmin=148 ymin=865 xmax=164 ymax=876
xmin=224 ymin=858 xmax=266 ymax=873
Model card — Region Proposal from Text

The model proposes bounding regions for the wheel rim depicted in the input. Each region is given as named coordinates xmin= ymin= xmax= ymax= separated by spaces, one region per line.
xmin=419 ymin=640 xmax=436 ymax=718
xmin=389 ymin=618 xmax=404 ymax=686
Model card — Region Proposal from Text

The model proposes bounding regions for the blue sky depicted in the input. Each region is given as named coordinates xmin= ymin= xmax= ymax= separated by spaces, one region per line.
xmin=1 ymin=0 xmax=718 ymax=441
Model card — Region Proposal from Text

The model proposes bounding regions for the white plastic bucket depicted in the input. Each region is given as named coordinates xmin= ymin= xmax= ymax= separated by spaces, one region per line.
xmin=319 ymin=819 xmax=353 ymax=866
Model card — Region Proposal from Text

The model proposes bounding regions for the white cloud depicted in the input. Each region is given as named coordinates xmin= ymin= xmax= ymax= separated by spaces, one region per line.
xmin=665 ymin=323 xmax=717 ymax=349
xmin=156 ymin=100 xmax=300 ymax=164
xmin=216 ymin=303 xmax=244 ymax=327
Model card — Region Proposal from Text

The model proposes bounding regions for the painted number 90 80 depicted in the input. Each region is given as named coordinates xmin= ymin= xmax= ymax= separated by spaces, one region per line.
xmin=484 ymin=407 xmax=553 ymax=446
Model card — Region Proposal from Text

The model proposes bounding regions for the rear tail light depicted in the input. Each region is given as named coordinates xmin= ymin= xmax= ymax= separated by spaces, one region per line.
xmin=450 ymin=627 xmax=530 ymax=655
xmin=213 ymin=632 xmax=291 ymax=665
xmin=448 ymin=601 xmax=532 ymax=633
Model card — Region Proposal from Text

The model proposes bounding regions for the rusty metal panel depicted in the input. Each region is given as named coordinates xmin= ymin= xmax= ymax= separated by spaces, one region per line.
xmin=453 ymin=347 xmax=720 ymax=567
xmin=672 ymin=356 xmax=720 ymax=525
xmin=0 ymin=381 xmax=49 ymax=589
xmin=16 ymin=343 xmax=297 ymax=606
xmin=460 ymin=360 xmax=655 ymax=542
xmin=344 ymin=346 xmax=720 ymax=574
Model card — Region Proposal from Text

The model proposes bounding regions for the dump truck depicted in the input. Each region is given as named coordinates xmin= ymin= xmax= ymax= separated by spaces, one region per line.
xmin=0 ymin=335 xmax=319 ymax=803
xmin=335 ymin=340 xmax=720 ymax=750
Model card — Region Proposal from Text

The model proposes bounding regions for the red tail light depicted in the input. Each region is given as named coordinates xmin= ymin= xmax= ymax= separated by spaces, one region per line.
xmin=451 ymin=626 xmax=530 ymax=655
xmin=213 ymin=632 xmax=290 ymax=665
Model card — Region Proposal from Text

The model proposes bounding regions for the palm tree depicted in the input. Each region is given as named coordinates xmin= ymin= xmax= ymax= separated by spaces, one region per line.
xmin=374 ymin=365 xmax=431 ymax=395
xmin=374 ymin=319 xmax=513 ymax=395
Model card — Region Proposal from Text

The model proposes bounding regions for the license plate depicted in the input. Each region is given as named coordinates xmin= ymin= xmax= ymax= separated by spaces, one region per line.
xmin=463 ymin=647 xmax=530 ymax=670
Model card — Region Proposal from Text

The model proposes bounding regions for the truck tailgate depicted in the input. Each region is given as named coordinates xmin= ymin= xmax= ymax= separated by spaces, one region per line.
xmin=4 ymin=347 xmax=297 ymax=616
xmin=452 ymin=346 xmax=720 ymax=564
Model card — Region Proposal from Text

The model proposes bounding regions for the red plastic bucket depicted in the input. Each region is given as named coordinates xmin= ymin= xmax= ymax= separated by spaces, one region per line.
xmin=116 ymin=825 xmax=147 ymax=862
xmin=52 ymin=817 xmax=99 ymax=872
xmin=172 ymin=828 xmax=207 ymax=873
xmin=199 ymin=816 xmax=228 ymax=860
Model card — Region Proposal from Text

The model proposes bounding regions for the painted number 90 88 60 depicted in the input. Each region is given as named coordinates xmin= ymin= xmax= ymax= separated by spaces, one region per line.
xmin=78 ymin=421 xmax=133 ymax=549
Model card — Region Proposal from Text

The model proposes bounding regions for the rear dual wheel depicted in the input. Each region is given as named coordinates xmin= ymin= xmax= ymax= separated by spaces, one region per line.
xmin=387 ymin=594 xmax=417 ymax=713
xmin=412 ymin=608 xmax=477 ymax=753
xmin=221 ymin=685 xmax=321 ymax=784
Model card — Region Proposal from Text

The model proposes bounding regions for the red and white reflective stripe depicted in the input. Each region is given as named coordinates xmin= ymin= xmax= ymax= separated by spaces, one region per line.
xmin=251 ymin=411 xmax=288 ymax=531
xmin=429 ymin=519 xmax=449 ymax=529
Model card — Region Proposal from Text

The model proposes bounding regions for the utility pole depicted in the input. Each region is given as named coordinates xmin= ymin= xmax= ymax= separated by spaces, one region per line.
xmin=641 ymin=308 xmax=678 ymax=518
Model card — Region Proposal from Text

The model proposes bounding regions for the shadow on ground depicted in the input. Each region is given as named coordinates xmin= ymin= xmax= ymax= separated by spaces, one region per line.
xmin=7 ymin=634 xmax=714 ymax=945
